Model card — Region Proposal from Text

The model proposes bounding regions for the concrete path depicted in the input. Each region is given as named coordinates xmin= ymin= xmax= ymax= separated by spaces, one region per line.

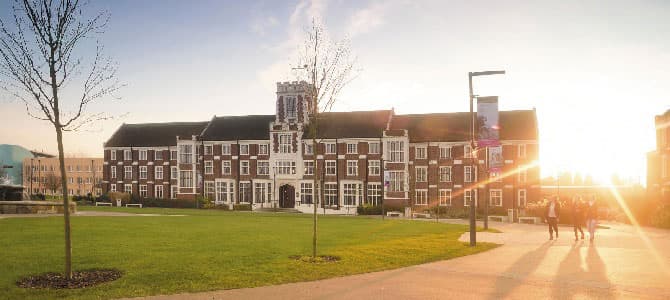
xmin=135 ymin=220 xmax=670 ymax=300
xmin=0 ymin=211 xmax=184 ymax=219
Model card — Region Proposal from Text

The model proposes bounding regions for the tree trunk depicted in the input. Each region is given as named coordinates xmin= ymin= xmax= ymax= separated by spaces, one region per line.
xmin=311 ymin=121 xmax=318 ymax=259
xmin=56 ymin=125 xmax=72 ymax=279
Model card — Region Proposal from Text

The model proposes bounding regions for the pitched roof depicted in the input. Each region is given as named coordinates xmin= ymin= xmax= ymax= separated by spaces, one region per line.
xmin=201 ymin=115 xmax=275 ymax=141
xmin=303 ymin=110 xmax=392 ymax=139
xmin=390 ymin=110 xmax=537 ymax=143
xmin=104 ymin=121 xmax=208 ymax=147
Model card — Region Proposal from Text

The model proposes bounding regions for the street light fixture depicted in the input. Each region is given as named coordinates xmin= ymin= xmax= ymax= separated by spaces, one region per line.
xmin=468 ymin=70 xmax=505 ymax=247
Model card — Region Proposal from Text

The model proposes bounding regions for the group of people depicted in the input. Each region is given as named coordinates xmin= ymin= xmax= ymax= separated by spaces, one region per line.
xmin=545 ymin=195 xmax=599 ymax=242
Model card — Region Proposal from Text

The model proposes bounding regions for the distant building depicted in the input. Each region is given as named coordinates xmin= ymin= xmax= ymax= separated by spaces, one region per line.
xmin=0 ymin=144 xmax=53 ymax=186
xmin=101 ymin=81 xmax=540 ymax=214
xmin=22 ymin=157 xmax=103 ymax=197
xmin=648 ymin=109 xmax=670 ymax=201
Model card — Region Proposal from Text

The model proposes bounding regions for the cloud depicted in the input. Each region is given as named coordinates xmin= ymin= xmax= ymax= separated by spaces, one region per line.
xmin=251 ymin=16 xmax=279 ymax=36
xmin=346 ymin=2 xmax=389 ymax=38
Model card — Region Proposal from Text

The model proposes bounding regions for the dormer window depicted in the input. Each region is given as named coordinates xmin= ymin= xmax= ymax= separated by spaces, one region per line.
xmin=285 ymin=96 xmax=297 ymax=122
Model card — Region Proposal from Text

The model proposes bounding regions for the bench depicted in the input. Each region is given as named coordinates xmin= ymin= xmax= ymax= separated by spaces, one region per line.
xmin=488 ymin=215 xmax=509 ymax=222
xmin=412 ymin=212 xmax=431 ymax=219
xmin=386 ymin=211 xmax=402 ymax=217
xmin=125 ymin=203 xmax=143 ymax=208
xmin=95 ymin=202 xmax=112 ymax=207
xmin=518 ymin=216 xmax=540 ymax=224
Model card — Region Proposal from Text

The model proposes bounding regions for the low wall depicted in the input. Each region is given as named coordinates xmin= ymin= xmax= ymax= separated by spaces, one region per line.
xmin=0 ymin=201 xmax=77 ymax=214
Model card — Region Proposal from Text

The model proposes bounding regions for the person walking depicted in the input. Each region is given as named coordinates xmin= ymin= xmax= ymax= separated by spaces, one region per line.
xmin=585 ymin=195 xmax=598 ymax=243
xmin=545 ymin=196 xmax=561 ymax=240
xmin=572 ymin=195 xmax=585 ymax=241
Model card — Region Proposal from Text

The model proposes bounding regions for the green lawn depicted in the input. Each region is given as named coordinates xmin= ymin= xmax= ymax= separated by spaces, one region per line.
xmin=1 ymin=208 xmax=498 ymax=299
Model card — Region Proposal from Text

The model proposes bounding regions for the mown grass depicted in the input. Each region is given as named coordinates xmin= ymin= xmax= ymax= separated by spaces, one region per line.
xmin=1 ymin=208 xmax=498 ymax=299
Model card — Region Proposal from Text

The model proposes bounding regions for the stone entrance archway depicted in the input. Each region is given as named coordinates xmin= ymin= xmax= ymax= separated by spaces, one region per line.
xmin=279 ymin=184 xmax=295 ymax=208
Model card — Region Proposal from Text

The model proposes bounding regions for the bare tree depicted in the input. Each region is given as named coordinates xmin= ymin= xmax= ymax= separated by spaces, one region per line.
xmin=45 ymin=172 xmax=61 ymax=196
xmin=0 ymin=0 xmax=120 ymax=279
xmin=297 ymin=19 xmax=357 ymax=259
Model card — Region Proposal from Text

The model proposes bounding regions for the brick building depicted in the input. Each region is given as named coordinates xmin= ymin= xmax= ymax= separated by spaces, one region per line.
xmin=647 ymin=109 xmax=670 ymax=201
xmin=102 ymin=81 xmax=540 ymax=214
xmin=23 ymin=157 xmax=103 ymax=196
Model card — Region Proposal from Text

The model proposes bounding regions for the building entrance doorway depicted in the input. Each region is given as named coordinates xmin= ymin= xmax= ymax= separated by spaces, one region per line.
xmin=279 ymin=184 xmax=295 ymax=208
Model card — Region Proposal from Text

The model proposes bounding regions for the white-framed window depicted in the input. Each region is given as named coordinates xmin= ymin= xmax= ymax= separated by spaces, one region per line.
xmin=139 ymin=184 xmax=147 ymax=197
xmin=388 ymin=141 xmax=405 ymax=162
xmin=347 ymin=160 xmax=358 ymax=176
xmin=491 ymin=171 xmax=502 ymax=182
xmin=139 ymin=150 xmax=147 ymax=160
xmin=490 ymin=189 xmax=503 ymax=206
xmin=139 ymin=166 xmax=147 ymax=179
xmin=325 ymin=160 xmax=336 ymax=175
xmin=204 ymin=161 xmax=213 ymax=174
xmin=300 ymin=182 xmax=313 ymax=204
xmin=415 ymin=167 xmax=427 ymax=182
xmin=215 ymin=181 xmax=233 ymax=203
xmin=279 ymin=134 xmax=292 ymax=153
xmin=347 ymin=143 xmax=358 ymax=154
xmin=171 ymin=166 xmax=178 ymax=179
xmin=389 ymin=171 xmax=405 ymax=192
xmin=439 ymin=189 xmax=452 ymax=206
xmin=124 ymin=166 xmax=132 ymax=179
xmin=155 ymin=166 xmax=163 ymax=180
xmin=304 ymin=161 xmax=314 ymax=175
xmin=204 ymin=145 xmax=213 ymax=155
xmin=179 ymin=145 xmax=193 ymax=164
xmin=275 ymin=160 xmax=296 ymax=174
xmin=518 ymin=144 xmax=527 ymax=158
xmin=415 ymin=189 xmax=428 ymax=206
xmin=518 ymin=189 xmax=527 ymax=207
xmin=368 ymin=142 xmax=380 ymax=154
xmin=240 ymin=161 xmax=250 ymax=175
xmin=155 ymin=185 xmax=164 ymax=199
xmin=155 ymin=150 xmax=163 ymax=160
xmin=239 ymin=182 xmax=251 ymax=203
xmin=257 ymin=161 xmax=269 ymax=175
xmin=222 ymin=161 xmax=231 ymax=175
xmin=324 ymin=183 xmax=338 ymax=206
xmin=171 ymin=185 xmax=178 ymax=199
xmin=325 ymin=143 xmax=336 ymax=154
xmin=170 ymin=150 xmax=177 ymax=160
xmin=222 ymin=144 xmax=231 ymax=155
xmin=518 ymin=168 xmax=527 ymax=183
xmin=464 ymin=144 xmax=473 ymax=158
xmin=464 ymin=165 xmax=476 ymax=183
xmin=366 ymin=183 xmax=381 ymax=205
xmin=254 ymin=182 xmax=272 ymax=203
xmin=124 ymin=149 xmax=132 ymax=160
xmin=464 ymin=189 xmax=478 ymax=206
xmin=180 ymin=171 xmax=193 ymax=188
xmin=110 ymin=184 xmax=116 ymax=192
xmin=110 ymin=150 xmax=117 ymax=160
xmin=439 ymin=166 xmax=452 ymax=182
xmin=368 ymin=160 xmax=380 ymax=176
xmin=415 ymin=146 xmax=427 ymax=159
xmin=111 ymin=166 xmax=116 ymax=178
xmin=343 ymin=183 xmax=362 ymax=206
xmin=304 ymin=143 xmax=314 ymax=155
xmin=285 ymin=96 xmax=297 ymax=121
xmin=124 ymin=184 xmax=132 ymax=194
xmin=259 ymin=144 xmax=269 ymax=155
xmin=205 ymin=181 xmax=215 ymax=200
xmin=439 ymin=146 xmax=452 ymax=159
xmin=239 ymin=144 xmax=249 ymax=155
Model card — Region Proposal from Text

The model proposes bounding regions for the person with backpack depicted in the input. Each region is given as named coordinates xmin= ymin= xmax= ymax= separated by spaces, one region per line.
xmin=572 ymin=195 xmax=585 ymax=241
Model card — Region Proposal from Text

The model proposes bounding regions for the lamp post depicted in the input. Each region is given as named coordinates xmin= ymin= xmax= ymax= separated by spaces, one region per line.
xmin=468 ymin=70 xmax=505 ymax=247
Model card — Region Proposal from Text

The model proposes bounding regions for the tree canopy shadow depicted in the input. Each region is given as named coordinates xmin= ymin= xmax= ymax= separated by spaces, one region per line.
xmin=489 ymin=241 xmax=552 ymax=299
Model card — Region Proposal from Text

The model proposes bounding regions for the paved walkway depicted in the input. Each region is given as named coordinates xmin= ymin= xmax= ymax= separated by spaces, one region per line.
xmin=0 ymin=211 xmax=183 ymax=219
xmin=136 ymin=220 xmax=670 ymax=300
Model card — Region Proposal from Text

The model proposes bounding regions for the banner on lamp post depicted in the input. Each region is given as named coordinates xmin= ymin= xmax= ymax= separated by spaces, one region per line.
xmin=488 ymin=145 xmax=503 ymax=172
xmin=477 ymin=96 xmax=500 ymax=147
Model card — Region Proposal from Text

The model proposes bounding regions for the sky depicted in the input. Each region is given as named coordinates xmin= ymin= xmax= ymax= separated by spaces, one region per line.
xmin=0 ymin=0 xmax=668 ymax=184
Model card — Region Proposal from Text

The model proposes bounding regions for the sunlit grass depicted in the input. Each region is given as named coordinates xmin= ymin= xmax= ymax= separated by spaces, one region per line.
xmin=0 ymin=209 xmax=497 ymax=300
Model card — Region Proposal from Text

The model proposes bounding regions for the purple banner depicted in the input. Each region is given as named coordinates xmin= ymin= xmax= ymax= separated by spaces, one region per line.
xmin=477 ymin=96 xmax=500 ymax=147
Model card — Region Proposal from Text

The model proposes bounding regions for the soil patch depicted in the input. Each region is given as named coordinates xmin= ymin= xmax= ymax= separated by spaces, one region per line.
xmin=289 ymin=255 xmax=341 ymax=263
xmin=16 ymin=269 xmax=122 ymax=289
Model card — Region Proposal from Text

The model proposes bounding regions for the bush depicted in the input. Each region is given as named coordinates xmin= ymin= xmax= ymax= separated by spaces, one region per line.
xmin=135 ymin=198 xmax=197 ymax=208
xmin=651 ymin=205 xmax=670 ymax=229
xmin=233 ymin=204 xmax=251 ymax=211
xmin=29 ymin=194 xmax=46 ymax=201
xmin=357 ymin=205 xmax=383 ymax=215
